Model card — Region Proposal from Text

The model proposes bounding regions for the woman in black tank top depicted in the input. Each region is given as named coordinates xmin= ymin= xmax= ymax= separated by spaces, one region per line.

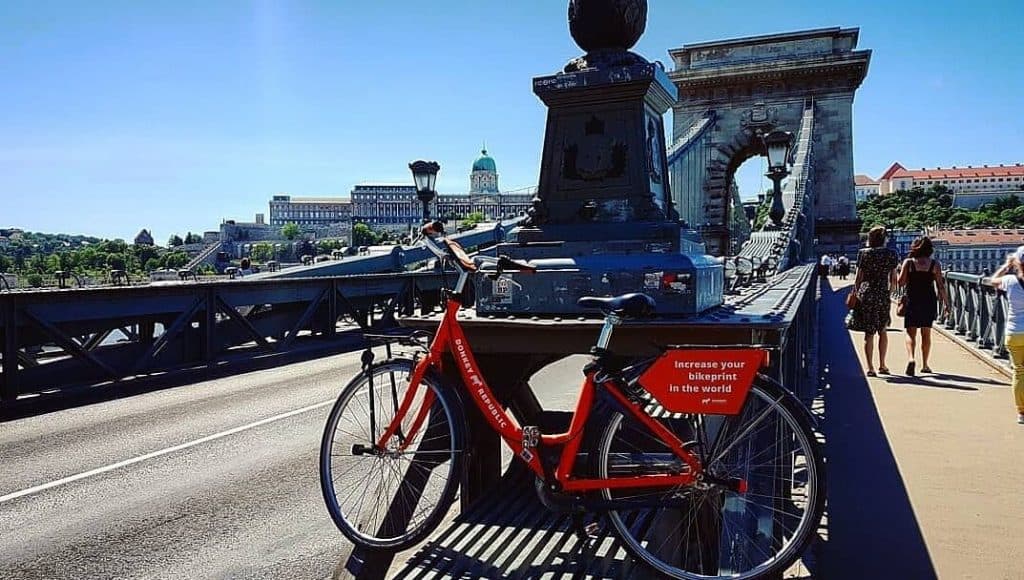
xmin=897 ymin=236 xmax=951 ymax=376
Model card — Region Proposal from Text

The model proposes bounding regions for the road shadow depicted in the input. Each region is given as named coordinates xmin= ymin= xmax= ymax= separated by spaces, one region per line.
xmin=818 ymin=279 xmax=938 ymax=579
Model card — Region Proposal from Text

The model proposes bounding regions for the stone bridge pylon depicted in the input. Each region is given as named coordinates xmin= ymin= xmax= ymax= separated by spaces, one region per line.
xmin=666 ymin=27 xmax=871 ymax=256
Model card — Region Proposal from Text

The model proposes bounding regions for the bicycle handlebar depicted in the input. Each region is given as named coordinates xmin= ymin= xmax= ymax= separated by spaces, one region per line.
xmin=417 ymin=220 xmax=535 ymax=276
xmin=420 ymin=221 xmax=445 ymax=237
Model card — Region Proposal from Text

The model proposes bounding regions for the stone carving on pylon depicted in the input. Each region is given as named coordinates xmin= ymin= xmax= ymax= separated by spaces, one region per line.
xmin=740 ymin=102 xmax=778 ymax=132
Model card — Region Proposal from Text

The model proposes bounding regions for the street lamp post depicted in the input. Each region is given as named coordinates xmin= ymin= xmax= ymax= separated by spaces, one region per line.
xmin=409 ymin=160 xmax=440 ymax=223
xmin=763 ymin=130 xmax=794 ymax=229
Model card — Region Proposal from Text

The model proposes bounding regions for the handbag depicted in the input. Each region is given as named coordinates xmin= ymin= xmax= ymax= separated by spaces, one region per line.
xmin=845 ymin=288 xmax=859 ymax=310
xmin=896 ymin=295 xmax=908 ymax=317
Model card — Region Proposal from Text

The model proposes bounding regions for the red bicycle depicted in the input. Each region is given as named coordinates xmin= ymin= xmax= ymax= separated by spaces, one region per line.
xmin=320 ymin=223 xmax=824 ymax=579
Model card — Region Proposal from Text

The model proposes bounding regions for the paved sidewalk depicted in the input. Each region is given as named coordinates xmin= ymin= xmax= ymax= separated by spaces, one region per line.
xmin=820 ymin=278 xmax=1023 ymax=580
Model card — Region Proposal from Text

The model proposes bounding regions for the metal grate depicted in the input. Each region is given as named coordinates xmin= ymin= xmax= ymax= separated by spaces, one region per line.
xmin=393 ymin=463 xmax=650 ymax=579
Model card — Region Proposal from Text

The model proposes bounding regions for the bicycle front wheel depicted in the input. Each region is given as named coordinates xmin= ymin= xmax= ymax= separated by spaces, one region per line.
xmin=596 ymin=376 xmax=824 ymax=580
xmin=319 ymin=358 xmax=466 ymax=551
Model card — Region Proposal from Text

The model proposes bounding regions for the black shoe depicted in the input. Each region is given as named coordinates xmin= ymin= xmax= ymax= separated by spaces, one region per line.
xmin=906 ymin=361 xmax=916 ymax=377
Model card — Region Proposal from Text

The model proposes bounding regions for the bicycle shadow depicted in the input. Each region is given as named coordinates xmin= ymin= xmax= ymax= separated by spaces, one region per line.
xmin=391 ymin=454 xmax=643 ymax=579
xmin=818 ymin=279 xmax=938 ymax=579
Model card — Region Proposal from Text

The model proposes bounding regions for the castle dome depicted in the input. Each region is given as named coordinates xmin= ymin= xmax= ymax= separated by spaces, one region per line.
xmin=472 ymin=149 xmax=496 ymax=173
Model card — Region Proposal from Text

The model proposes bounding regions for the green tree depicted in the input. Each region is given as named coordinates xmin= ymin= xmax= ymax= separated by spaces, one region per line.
xmin=144 ymin=258 xmax=162 ymax=272
xmin=462 ymin=212 xmax=486 ymax=228
xmin=168 ymin=234 xmax=184 ymax=247
xmin=251 ymin=243 xmax=275 ymax=263
xmin=0 ymin=255 xmax=12 ymax=273
xmin=316 ymin=240 xmax=344 ymax=254
xmin=184 ymin=232 xmax=203 ymax=244
xmin=281 ymin=222 xmax=301 ymax=240
xmin=106 ymin=253 xmax=127 ymax=271
xmin=26 ymin=273 xmax=44 ymax=288
xmin=752 ymin=191 xmax=773 ymax=231
xmin=101 ymin=239 xmax=128 ymax=254
xmin=857 ymin=185 xmax=967 ymax=231
xmin=351 ymin=223 xmax=379 ymax=246
xmin=164 ymin=252 xmax=190 ymax=269
xmin=28 ymin=254 xmax=48 ymax=274
xmin=132 ymin=244 xmax=159 ymax=266
xmin=47 ymin=253 xmax=69 ymax=273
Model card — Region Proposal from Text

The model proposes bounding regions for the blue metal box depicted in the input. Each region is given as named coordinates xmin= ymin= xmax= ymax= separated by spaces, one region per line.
xmin=475 ymin=251 xmax=722 ymax=316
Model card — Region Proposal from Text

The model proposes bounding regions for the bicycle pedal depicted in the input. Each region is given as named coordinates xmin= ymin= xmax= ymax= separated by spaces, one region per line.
xmin=522 ymin=425 xmax=540 ymax=449
xmin=571 ymin=514 xmax=601 ymax=540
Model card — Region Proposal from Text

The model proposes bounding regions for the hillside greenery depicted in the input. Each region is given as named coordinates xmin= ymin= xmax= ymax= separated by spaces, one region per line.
xmin=0 ymin=229 xmax=190 ymax=280
xmin=857 ymin=185 xmax=1024 ymax=232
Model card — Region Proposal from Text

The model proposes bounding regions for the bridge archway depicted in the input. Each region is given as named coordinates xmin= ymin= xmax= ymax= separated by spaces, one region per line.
xmin=666 ymin=28 xmax=871 ymax=256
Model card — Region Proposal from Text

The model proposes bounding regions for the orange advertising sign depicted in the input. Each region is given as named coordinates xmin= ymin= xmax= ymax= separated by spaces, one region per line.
xmin=638 ymin=349 xmax=767 ymax=415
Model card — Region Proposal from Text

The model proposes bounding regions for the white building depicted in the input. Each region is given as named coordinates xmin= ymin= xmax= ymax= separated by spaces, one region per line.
xmin=930 ymin=228 xmax=1024 ymax=275
xmin=854 ymin=174 xmax=880 ymax=201
xmin=875 ymin=162 xmax=1024 ymax=196
xmin=350 ymin=184 xmax=425 ymax=233
xmin=269 ymin=195 xmax=353 ymax=227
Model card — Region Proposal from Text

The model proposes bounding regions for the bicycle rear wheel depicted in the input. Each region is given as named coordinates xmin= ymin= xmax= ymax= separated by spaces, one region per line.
xmin=595 ymin=376 xmax=824 ymax=579
xmin=319 ymin=358 xmax=466 ymax=550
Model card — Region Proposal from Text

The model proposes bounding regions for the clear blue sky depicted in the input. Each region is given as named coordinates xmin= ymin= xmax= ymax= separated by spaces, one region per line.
xmin=2 ymin=0 xmax=1022 ymax=243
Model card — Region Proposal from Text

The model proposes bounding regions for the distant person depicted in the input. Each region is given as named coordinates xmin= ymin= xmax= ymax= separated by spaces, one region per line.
xmin=987 ymin=247 xmax=1024 ymax=425
xmin=240 ymin=257 xmax=252 ymax=276
xmin=897 ymin=237 xmax=950 ymax=376
xmin=848 ymin=227 xmax=899 ymax=376
xmin=837 ymin=255 xmax=851 ymax=280
xmin=819 ymin=254 xmax=834 ymax=278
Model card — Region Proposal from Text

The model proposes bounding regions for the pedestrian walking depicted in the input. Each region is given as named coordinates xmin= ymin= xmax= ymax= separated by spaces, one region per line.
xmin=897 ymin=236 xmax=950 ymax=376
xmin=987 ymin=246 xmax=1024 ymax=425
xmin=837 ymin=255 xmax=850 ymax=280
xmin=847 ymin=226 xmax=899 ymax=376
xmin=819 ymin=254 xmax=834 ymax=278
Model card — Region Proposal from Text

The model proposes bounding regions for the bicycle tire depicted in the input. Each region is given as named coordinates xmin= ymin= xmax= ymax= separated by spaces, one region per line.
xmin=595 ymin=375 xmax=825 ymax=579
xmin=319 ymin=357 xmax=467 ymax=550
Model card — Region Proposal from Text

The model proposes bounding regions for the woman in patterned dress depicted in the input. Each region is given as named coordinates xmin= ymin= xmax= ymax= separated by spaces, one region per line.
xmin=849 ymin=226 xmax=899 ymax=376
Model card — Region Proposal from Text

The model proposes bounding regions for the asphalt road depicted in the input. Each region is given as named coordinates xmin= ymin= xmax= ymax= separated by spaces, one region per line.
xmin=0 ymin=350 xmax=585 ymax=580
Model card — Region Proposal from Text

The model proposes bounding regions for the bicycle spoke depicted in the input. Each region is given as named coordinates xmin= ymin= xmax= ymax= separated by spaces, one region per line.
xmin=597 ymin=382 xmax=822 ymax=579
xmin=320 ymin=360 xmax=462 ymax=549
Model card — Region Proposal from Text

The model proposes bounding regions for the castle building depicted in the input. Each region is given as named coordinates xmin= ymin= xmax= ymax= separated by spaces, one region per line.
xmin=350 ymin=184 xmax=426 ymax=233
xmin=269 ymin=195 xmax=352 ymax=227
xmin=264 ymin=148 xmax=535 ymax=236
xmin=865 ymin=162 xmax=1024 ymax=197
xmin=470 ymin=149 xmax=499 ymax=194
xmin=353 ymin=149 xmax=533 ymax=232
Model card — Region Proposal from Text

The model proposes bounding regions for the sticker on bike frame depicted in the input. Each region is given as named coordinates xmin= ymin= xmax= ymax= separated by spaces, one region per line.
xmin=638 ymin=349 xmax=767 ymax=415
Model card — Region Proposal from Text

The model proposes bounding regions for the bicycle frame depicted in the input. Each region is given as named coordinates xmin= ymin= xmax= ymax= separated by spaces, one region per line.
xmin=375 ymin=295 xmax=702 ymax=493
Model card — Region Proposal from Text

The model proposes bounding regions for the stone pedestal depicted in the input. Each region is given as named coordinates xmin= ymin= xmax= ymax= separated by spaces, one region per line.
xmin=526 ymin=62 xmax=677 ymax=230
